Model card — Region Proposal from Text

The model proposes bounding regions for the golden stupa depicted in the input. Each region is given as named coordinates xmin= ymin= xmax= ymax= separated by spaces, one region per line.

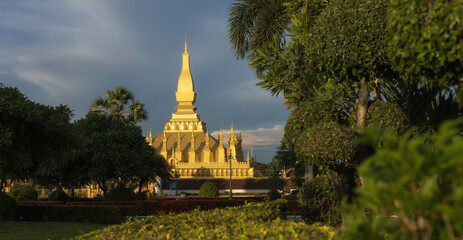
xmin=146 ymin=37 xmax=255 ymax=178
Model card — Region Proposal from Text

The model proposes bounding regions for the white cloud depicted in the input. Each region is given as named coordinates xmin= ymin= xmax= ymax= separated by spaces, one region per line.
xmin=211 ymin=124 xmax=284 ymax=149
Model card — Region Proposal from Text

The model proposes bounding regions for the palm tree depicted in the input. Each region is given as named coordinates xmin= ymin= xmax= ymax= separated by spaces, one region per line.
xmin=90 ymin=86 xmax=147 ymax=124
xmin=228 ymin=0 xmax=291 ymax=59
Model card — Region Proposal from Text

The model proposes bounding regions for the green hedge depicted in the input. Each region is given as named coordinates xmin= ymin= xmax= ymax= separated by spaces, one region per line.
xmin=8 ymin=185 xmax=38 ymax=201
xmin=74 ymin=201 xmax=336 ymax=239
xmin=16 ymin=205 xmax=137 ymax=224
xmin=0 ymin=191 xmax=17 ymax=219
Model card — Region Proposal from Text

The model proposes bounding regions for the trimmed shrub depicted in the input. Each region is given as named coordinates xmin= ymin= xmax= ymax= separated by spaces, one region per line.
xmin=74 ymin=201 xmax=336 ymax=239
xmin=49 ymin=189 xmax=68 ymax=202
xmin=198 ymin=182 xmax=219 ymax=197
xmin=267 ymin=188 xmax=281 ymax=201
xmin=105 ymin=187 xmax=136 ymax=201
xmin=0 ymin=191 xmax=17 ymax=219
xmin=8 ymin=185 xmax=38 ymax=201
xmin=298 ymin=175 xmax=341 ymax=225
xmin=16 ymin=205 xmax=135 ymax=224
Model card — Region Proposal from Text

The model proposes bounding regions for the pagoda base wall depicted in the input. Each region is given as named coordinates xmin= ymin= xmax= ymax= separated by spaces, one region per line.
xmin=161 ymin=178 xmax=298 ymax=191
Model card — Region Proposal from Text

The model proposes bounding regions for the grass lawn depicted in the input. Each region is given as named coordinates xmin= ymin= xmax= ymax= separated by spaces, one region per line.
xmin=0 ymin=221 xmax=107 ymax=240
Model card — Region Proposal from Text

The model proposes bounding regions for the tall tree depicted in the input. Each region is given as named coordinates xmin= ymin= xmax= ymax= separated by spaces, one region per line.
xmin=0 ymin=86 xmax=75 ymax=190
xmin=73 ymin=113 xmax=169 ymax=195
xmin=90 ymin=86 xmax=147 ymax=124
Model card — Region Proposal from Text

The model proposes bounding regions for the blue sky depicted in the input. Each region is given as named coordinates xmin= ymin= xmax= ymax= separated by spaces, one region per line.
xmin=0 ymin=0 xmax=290 ymax=163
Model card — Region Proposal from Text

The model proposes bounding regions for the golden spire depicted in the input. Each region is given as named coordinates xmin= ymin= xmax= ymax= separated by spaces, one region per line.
xmin=250 ymin=147 xmax=254 ymax=161
xmin=162 ymin=131 xmax=167 ymax=148
xmin=177 ymin=36 xmax=194 ymax=93
xmin=149 ymin=128 xmax=152 ymax=138
xmin=169 ymin=35 xmax=199 ymax=124
xmin=246 ymin=150 xmax=250 ymax=162
xmin=185 ymin=34 xmax=188 ymax=51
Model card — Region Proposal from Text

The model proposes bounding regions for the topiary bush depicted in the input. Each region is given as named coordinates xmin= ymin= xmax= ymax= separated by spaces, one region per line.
xmin=105 ymin=186 xmax=136 ymax=201
xmin=8 ymin=185 xmax=38 ymax=201
xmin=198 ymin=182 xmax=219 ymax=197
xmin=49 ymin=189 xmax=68 ymax=202
xmin=0 ymin=191 xmax=17 ymax=220
xmin=298 ymin=175 xmax=341 ymax=225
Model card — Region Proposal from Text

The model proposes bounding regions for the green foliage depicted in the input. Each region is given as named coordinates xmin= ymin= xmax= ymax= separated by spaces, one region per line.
xmin=267 ymin=188 xmax=281 ymax=201
xmin=198 ymin=182 xmax=219 ymax=198
xmin=349 ymin=99 xmax=411 ymax=134
xmin=0 ymin=86 xmax=76 ymax=189
xmin=105 ymin=187 xmax=136 ymax=201
xmin=271 ymin=139 xmax=298 ymax=170
xmin=74 ymin=201 xmax=337 ymax=240
xmin=343 ymin=120 xmax=463 ymax=239
xmin=387 ymin=0 xmax=463 ymax=99
xmin=298 ymin=175 xmax=341 ymax=225
xmin=8 ymin=185 xmax=38 ymax=201
xmin=0 ymin=191 xmax=17 ymax=219
xmin=228 ymin=0 xmax=291 ymax=59
xmin=296 ymin=121 xmax=358 ymax=170
xmin=381 ymin=79 xmax=462 ymax=133
xmin=73 ymin=113 xmax=169 ymax=195
xmin=302 ymin=0 xmax=390 ymax=84
xmin=49 ymin=189 xmax=68 ymax=202
xmin=90 ymin=86 xmax=147 ymax=124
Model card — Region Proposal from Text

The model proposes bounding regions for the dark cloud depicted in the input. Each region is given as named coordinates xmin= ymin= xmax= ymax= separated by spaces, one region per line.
xmin=0 ymin=0 xmax=290 ymax=163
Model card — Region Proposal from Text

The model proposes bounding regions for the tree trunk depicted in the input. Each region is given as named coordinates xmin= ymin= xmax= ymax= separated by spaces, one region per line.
xmin=357 ymin=77 xmax=370 ymax=187
xmin=138 ymin=180 xmax=144 ymax=194
xmin=357 ymin=77 xmax=369 ymax=128
xmin=326 ymin=170 xmax=346 ymax=225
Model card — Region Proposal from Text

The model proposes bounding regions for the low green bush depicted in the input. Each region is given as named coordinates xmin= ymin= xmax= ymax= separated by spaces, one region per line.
xmin=16 ymin=205 xmax=136 ymax=224
xmin=343 ymin=121 xmax=463 ymax=239
xmin=0 ymin=191 xmax=17 ymax=219
xmin=298 ymin=175 xmax=341 ymax=225
xmin=49 ymin=189 xmax=68 ymax=202
xmin=267 ymin=188 xmax=281 ymax=200
xmin=198 ymin=182 xmax=219 ymax=197
xmin=8 ymin=185 xmax=38 ymax=201
xmin=74 ymin=200 xmax=336 ymax=239
xmin=105 ymin=187 xmax=136 ymax=201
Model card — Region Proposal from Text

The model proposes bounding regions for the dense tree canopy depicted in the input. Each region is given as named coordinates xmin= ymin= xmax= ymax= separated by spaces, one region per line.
xmin=387 ymin=0 xmax=463 ymax=100
xmin=73 ymin=113 xmax=169 ymax=195
xmin=0 ymin=85 xmax=75 ymax=189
